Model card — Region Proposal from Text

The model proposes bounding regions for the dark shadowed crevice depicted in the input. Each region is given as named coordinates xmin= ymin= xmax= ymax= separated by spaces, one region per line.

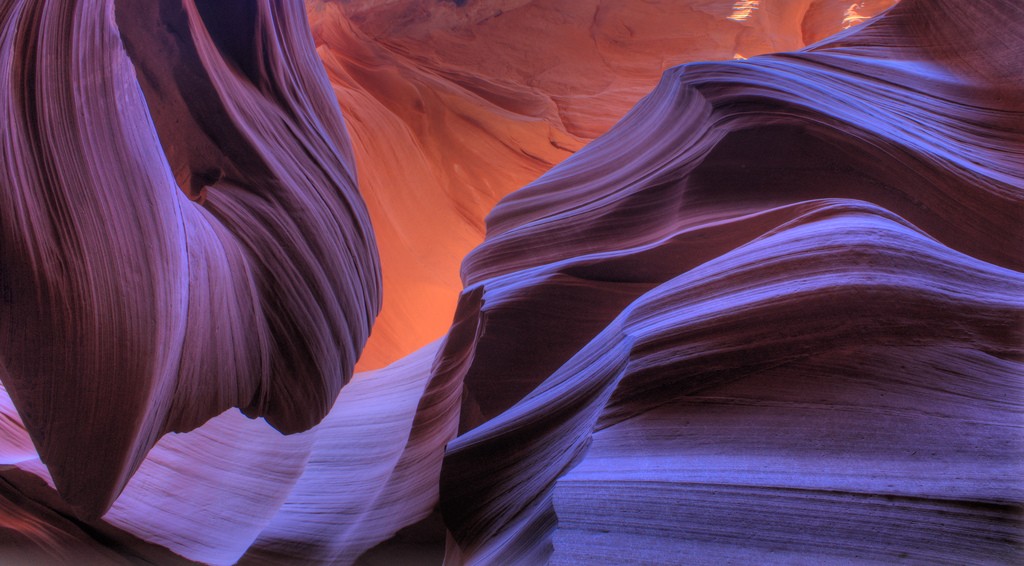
xmin=193 ymin=0 xmax=262 ymax=85
xmin=112 ymin=0 xmax=273 ymax=202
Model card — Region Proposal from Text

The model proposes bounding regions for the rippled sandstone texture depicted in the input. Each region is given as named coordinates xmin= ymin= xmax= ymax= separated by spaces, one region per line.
xmin=309 ymin=0 xmax=897 ymax=370
xmin=0 ymin=0 xmax=380 ymax=518
xmin=2 ymin=0 xmax=1022 ymax=564
xmin=436 ymin=0 xmax=1024 ymax=562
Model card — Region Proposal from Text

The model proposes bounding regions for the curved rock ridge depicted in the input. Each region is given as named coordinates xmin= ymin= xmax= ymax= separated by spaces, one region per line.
xmin=435 ymin=0 xmax=1024 ymax=562
xmin=448 ymin=0 xmax=1022 ymax=430
xmin=442 ymin=202 xmax=1023 ymax=563
xmin=0 ymin=0 xmax=380 ymax=517
xmin=241 ymin=339 xmax=459 ymax=565
xmin=2 ymin=0 xmax=1021 ymax=564
xmin=307 ymin=0 xmax=896 ymax=370
xmin=0 ymin=340 xmax=452 ymax=565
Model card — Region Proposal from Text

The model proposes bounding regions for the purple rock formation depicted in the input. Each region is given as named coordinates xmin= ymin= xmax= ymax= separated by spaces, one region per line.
xmin=0 ymin=0 xmax=380 ymax=518
xmin=435 ymin=0 xmax=1024 ymax=562
xmin=1 ymin=0 xmax=1021 ymax=564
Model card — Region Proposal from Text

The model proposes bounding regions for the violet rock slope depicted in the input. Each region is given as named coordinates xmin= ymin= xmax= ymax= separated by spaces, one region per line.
xmin=0 ymin=0 xmax=1022 ymax=564
xmin=437 ymin=0 xmax=1024 ymax=563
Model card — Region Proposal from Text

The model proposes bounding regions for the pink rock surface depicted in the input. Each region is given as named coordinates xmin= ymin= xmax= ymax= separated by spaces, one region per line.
xmin=0 ymin=0 xmax=380 ymax=517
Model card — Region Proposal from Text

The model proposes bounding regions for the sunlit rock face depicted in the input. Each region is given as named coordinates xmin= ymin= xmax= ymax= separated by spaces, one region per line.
xmin=2 ymin=0 xmax=1022 ymax=564
xmin=308 ymin=0 xmax=896 ymax=370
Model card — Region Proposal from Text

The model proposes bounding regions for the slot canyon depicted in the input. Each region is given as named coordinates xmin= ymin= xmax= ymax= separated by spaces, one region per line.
xmin=0 ymin=0 xmax=1021 ymax=564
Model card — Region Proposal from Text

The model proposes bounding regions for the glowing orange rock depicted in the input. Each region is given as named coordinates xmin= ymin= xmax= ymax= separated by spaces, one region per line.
xmin=308 ymin=0 xmax=897 ymax=370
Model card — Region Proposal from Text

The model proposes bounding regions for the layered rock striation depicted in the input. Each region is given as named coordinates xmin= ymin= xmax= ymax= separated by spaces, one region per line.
xmin=2 ymin=0 xmax=1021 ymax=564
xmin=0 ymin=0 xmax=380 ymax=518
xmin=309 ymin=0 xmax=897 ymax=369
xmin=436 ymin=0 xmax=1024 ymax=562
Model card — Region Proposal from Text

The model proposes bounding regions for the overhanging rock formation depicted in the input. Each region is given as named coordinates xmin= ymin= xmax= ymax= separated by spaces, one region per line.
xmin=0 ymin=0 xmax=381 ymax=518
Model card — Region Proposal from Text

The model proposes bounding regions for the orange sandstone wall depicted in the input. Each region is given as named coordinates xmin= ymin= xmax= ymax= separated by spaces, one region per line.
xmin=307 ymin=0 xmax=897 ymax=369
